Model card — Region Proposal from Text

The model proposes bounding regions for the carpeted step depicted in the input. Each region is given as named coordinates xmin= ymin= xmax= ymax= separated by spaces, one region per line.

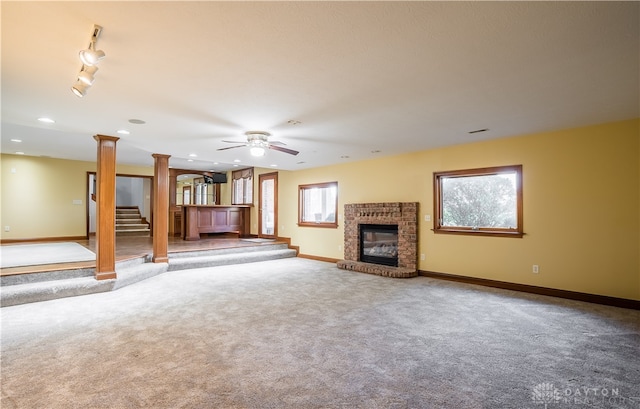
xmin=0 ymin=276 xmax=115 ymax=307
xmin=168 ymin=242 xmax=291 ymax=259
xmin=1 ymin=267 xmax=95 ymax=286
xmin=112 ymin=259 xmax=168 ymax=290
xmin=117 ymin=218 xmax=144 ymax=224
xmin=116 ymin=223 xmax=150 ymax=230
xmin=168 ymin=247 xmax=297 ymax=271
xmin=0 ymin=256 xmax=162 ymax=307
xmin=116 ymin=213 xmax=141 ymax=218
xmin=1 ymin=244 xmax=296 ymax=307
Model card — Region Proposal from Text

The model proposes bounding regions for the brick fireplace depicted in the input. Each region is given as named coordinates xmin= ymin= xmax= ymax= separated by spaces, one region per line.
xmin=337 ymin=202 xmax=418 ymax=278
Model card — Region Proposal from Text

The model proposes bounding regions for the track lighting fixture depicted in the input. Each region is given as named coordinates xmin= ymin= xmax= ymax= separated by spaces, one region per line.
xmin=71 ymin=25 xmax=105 ymax=98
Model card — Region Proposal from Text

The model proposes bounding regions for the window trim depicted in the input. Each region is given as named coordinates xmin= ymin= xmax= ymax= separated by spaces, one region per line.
xmin=298 ymin=181 xmax=339 ymax=228
xmin=433 ymin=165 xmax=524 ymax=238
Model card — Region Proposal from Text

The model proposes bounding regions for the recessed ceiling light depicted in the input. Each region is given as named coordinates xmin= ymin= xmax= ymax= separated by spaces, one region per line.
xmin=128 ymin=119 xmax=146 ymax=125
xmin=189 ymin=153 xmax=197 ymax=157
xmin=233 ymin=164 xmax=239 ymax=167
xmin=233 ymin=159 xmax=241 ymax=163
xmin=37 ymin=117 xmax=55 ymax=123
xmin=270 ymin=164 xmax=278 ymax=167
xmin=15 ymin=151 xmax=25 ymax=155
xmin=10 ymin=139 xmax=22 ymax=143
xmin=187 ymin=159 xmax=194 ymax=162
xmin=117 ymin=129 xmax=130 ymax=135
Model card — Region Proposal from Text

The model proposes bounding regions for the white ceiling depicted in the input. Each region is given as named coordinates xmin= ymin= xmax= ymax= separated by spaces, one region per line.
xmin=2 ymin=1 xmax=638 ymax=172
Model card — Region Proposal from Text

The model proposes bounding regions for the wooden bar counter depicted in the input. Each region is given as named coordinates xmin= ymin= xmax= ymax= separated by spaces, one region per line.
xmin=182 ymin=205 xmax=251 ymax=240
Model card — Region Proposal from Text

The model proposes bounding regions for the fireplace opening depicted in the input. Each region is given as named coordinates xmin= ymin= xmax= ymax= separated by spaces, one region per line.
xmin=359 ymin=224 xmax=398 ymax=267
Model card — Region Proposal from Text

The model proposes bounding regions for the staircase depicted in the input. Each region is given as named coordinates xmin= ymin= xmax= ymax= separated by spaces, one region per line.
xmin=116 ymin=206 xmax=150 ymax=236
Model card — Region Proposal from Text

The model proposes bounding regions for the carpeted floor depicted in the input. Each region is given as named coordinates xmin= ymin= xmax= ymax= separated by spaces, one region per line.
xmin=1 ymin=258 xmax=639 ymax=409
xmin=0 ymin=242 xmax=95 ymax=268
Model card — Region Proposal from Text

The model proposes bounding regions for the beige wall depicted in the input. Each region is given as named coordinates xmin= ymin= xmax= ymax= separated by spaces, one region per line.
xmin=2 ymin=119 xmax=638 ymax=300
xmin=0 ymin=155 xmax=153 ymax=240
xmin=279 ymin=119 xmax=640 ymax=300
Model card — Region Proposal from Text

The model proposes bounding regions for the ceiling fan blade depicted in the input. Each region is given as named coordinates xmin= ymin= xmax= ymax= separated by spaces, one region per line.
xmin=269 ymin=140 xmax=286 ymax=146
xmin=217 ymin=145 xmax=245 ymax=151
xmin=222 ymin=140 xmax=246 ymax=144
xmin=269 ymin=144 xmax=299 ymax=155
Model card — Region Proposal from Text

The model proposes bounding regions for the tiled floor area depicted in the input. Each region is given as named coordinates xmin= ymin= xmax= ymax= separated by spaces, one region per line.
xmin=0 ymin=234 xmax=272 ymax=276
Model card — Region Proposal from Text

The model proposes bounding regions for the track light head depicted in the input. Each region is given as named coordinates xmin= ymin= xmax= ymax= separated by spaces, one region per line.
xmin=71 ymin=80 xmax=90 ymax=97
xmin=77 ymin=65 xmax=98 ymax=85
xmin=79 ymin=48 xmax=105 ymax=66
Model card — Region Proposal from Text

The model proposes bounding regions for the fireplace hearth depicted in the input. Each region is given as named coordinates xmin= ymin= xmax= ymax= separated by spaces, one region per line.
xmin=337 ymin=202 xmax=418 ymax=278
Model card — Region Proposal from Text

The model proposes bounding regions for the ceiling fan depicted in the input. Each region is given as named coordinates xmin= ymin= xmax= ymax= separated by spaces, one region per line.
xmin=218 ymin=131 xmax=299 ymax=157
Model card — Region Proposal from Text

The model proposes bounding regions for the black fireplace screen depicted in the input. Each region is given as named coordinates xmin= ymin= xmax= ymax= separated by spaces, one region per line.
xmin=359 ymin=224 xmax=398 ymax=267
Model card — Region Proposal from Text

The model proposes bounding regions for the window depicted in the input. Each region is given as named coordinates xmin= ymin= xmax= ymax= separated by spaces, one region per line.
xmin=298 ymin=181 xmax=338 ymax=228
xmin=434 ymin=165 xmax=523 ymax=237
xmin=232 ymin=168 xmax=253 ymax=205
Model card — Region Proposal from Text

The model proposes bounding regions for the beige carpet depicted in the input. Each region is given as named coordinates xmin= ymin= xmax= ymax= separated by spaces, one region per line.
xmin=1 ymin=258 xmax=639 ymax=408
xmin=0 ymin=242 xmax=95 ymax=268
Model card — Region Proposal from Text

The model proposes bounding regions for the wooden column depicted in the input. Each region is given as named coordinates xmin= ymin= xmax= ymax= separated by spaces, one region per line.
xmin=94 ymin=134 xmax=119 ymax=280
xmin=152 ymin=154 xmax=171 ymax=263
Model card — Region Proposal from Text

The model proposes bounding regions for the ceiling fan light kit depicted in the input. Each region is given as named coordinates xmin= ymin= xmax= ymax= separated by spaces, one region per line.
xmin=71 ymin=25 xmax=105 ymax=98
xmin=218 ymin=130 xmax=300 ymax=156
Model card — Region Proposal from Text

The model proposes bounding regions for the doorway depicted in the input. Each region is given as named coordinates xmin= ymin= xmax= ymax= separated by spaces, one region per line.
xmin=87 ymin=173 xmax=153 ymax=237
xmin=258 ymin=172 xmax=278 ymax=239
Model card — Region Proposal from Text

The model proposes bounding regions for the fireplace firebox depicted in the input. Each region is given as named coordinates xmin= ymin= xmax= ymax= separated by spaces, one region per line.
xmin=359 ymin=224 xmax=398 ymax=267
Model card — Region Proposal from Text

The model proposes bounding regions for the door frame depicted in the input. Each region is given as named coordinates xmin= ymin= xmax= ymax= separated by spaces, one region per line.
xmin=258 ymin=172 xmax=278 ymax=239
xmin=86 ymin=172 xmax=154 ymax=238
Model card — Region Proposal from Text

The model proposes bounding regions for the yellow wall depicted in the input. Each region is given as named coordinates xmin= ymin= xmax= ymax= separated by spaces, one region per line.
xmin=0 ymin=154 xmax=153 ymax=240
xmin=2 ymin=119 xmax=638 ymax=300
xmin=279 ymin=119 xmax=640 ymax=300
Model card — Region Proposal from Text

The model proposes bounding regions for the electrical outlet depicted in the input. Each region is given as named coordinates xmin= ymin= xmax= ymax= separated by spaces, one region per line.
xmin=4 ymin=226 xmax=10 ymax=232
xmin=421 ymin=253 xmax=426 ymax=261
xmin=532 ymin=265 xmax=539 ymax=274
xmin=338 ymin=244 xmax=342 ymax=251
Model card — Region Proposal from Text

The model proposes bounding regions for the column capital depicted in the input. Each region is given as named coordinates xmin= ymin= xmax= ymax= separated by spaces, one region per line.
xmin=94 ymin=134 xmax=120 ymax=143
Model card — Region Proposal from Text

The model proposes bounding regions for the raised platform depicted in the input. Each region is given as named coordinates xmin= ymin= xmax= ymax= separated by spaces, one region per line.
xmin=1 ymin=242 xmax=297 ymax=307
xmin=336 ymin=260 xmax=417 ymax=278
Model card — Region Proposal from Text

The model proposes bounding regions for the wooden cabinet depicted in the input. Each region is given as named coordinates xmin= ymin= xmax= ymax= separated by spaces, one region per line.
xmin=182 ymin=205 xmax=250 ymax=240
